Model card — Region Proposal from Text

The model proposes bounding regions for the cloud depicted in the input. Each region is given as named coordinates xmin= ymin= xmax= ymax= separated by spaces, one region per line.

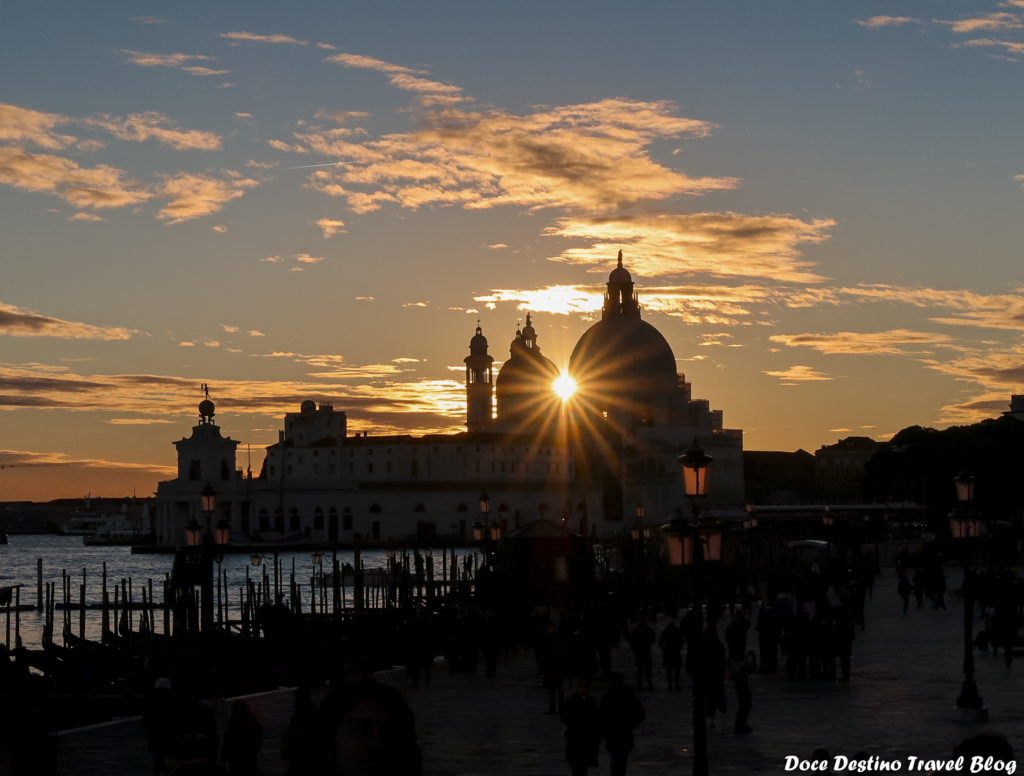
xmin=132 ymin=16 xmax=168 ymax=24
xmin=156 ymin=172 xmax=258 ymax=223
xmin=837 ymin=284 xmax=1024 ymax=330
xmin=107 ymin=418 xmax=175 ymax=425
xmin=402 ymin=302 xmax=429 ymax=308
xmin=120 ymin=49 xmax=230 ymax=76
xmin=221 ymin=324 xmax=240 ymax=333
xmin=298 ymin=99 xmax=732 ymax=213
xmin=314 ymin=217 xmax=346 ymax=238
xmin=763 ymin=365 xmax=833 ymax=382
xmin=355 ymin=296 xmax=375 ymax=301
xmin=212 ymin=224 xmax=228 ymax=233
xmin=476 ymin=285 xmax=604 ymax=317
xmin=0 ymin=146 xmax=152 ymax=209
xmin=324 ymin=53 xmax=427 ymax=75
xmin=178 ymin=341 xmax=195 ymax=347
xmin=294 ymin=253 xmax=324 ymax=264
xmin=487 ymin=243 xmax=508 ymax=250
xmin=0 ymin=362 xmax=469 ymax=432
xmin=936 ymin=13 xmax=1023 ymax=33
xmin=261 ymin=255 xmax=283 ymax=263
xmin=769 ymin=329 xmax=954 ymax=355
xmin=856 ymin=16 xmax=918 ymax=28
xmin=0 ymin=102 xmax=77 ymax=149
xmin=248 ymin=330 xmax=266 ymax=337
xmin=84 ymin=112 xmax=221 ymax=150
xmin=0 ymin=303 xmax=136 ymax=339
xmin=954 ymin=38 xmax=1024 ymax=58
xmin=220 ymin=31 xmax=310 ymax=46
xmin=69 ymin=212 xmax=104 ymax=222
xmin=545 ymin=212 xmax=833 ymax=283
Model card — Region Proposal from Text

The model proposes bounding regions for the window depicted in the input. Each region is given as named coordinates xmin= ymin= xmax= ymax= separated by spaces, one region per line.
xmin=342 ymin=507 xmax=352 ymax=531
xmin=188 ymin=460 xmax=200 ymax=481
xmin=314 ymin=508 xmax=324 ymax=531
xmin=414 ymin=503 xmax=426 ymax=513
xmin=368 ymin=462 xmax=374 ymax=474
xmin=289 ymin=508 xmax=300 ymax=533
xmin=372 ymin=520 xmax=381 ymax=540
xmin=274 ymin=508 xmax=283 ymax=533
xmin=411 ymin=460 xmax=419 ymax=479
xmin=370 ymin=504 xmax=382 ymax=514
xmin=258 ymin=509 xmax=269 ymax=532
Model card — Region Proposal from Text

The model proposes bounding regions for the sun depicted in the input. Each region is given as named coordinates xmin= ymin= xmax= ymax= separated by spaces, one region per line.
xmin=553 ymin=372 xmax=577 ymax=400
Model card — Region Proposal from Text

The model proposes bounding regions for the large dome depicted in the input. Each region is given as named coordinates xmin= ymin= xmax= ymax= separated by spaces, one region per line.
xmin=569 ymin=315 xmax=678 ymax=397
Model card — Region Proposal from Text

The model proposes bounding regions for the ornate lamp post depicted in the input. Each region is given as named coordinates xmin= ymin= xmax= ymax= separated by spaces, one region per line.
xmin=478 ymin=492 xmax=491 ymax=569
xmin=950 ymin=471 xmax=987 ymax=721
xmin=198 ymin=484 xmax=221 ymax=633
xmin=665 ymin=439 xmax=718 ymax=776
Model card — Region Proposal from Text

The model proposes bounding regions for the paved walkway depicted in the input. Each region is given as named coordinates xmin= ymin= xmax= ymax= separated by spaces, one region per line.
xmin=51 ymin=568 xmax=1024 ymax=775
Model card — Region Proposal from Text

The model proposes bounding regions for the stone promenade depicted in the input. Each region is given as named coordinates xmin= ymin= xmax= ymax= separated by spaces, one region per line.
xmin=52 ymin=568 xmax=1024 ymax=775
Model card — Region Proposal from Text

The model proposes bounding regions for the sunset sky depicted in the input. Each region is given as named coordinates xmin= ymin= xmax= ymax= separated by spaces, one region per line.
xmin=4 ymin=2 xmax=1024 ymax=501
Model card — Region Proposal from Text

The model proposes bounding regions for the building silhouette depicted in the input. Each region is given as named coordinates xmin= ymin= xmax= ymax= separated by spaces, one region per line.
xmin=154 ymin=253 xmax=743 ymax=546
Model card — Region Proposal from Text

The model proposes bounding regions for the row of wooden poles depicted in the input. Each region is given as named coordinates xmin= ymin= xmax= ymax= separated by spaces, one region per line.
xmin=4 ymin=547 xmax=483 ymax=649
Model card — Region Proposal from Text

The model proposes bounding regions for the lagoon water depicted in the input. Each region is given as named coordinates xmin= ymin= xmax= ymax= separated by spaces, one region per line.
xmin=0 ymin=535 xmax=470 ymax=649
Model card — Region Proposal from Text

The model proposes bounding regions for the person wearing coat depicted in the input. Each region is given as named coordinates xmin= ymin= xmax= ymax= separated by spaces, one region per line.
xmin=561 ymin=679 xmax=601 ymax=776
xmin=598 ymin=673 xmax=646 ymax=776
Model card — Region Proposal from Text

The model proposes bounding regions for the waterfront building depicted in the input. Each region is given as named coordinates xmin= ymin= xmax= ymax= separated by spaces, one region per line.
xmin=154 ymin=254 xmax=743 ymax=547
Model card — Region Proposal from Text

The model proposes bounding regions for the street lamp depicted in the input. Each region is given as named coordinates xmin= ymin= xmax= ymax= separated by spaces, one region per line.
xmin=479 ymin=492 xmax=491 ymax=568
xmin=198 ymin=484 xmax=220 ymax=633
xmin=673 ymin=439 xmax=718 ymax=776
xmin=949 ymin=471 xmax=987 ymax=720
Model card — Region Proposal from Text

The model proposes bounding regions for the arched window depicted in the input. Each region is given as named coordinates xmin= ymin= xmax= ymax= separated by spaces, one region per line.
xmin=342 ymin=506 xmax=352 ymax=531
xmin=258 ymin=508 xmax=269 ymax=532
xmin=314 ymin=507 xmax=324 ymax=531
xmin=273 ymin=507 xmax=283 ymax=533
xmin=289 ymin=507 xmax=300 ymax=533
xmin=370 ymin=504 xmax=382 ymax=514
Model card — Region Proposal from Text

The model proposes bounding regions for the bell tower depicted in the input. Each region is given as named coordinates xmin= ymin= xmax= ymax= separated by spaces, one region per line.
xmin=464 ymin=322 xmax=494 ymax=432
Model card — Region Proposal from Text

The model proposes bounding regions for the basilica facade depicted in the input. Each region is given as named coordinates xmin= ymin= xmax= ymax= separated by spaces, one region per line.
xmin=153 ymin=254 xmax=744 ymax=547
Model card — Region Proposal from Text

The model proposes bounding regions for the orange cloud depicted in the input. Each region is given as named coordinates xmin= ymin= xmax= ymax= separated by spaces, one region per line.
xmin=936 ymin=13 xmax=1022 ymax=33
xmin=314 ymin=217 xmax=346 ymax=238
xmin=856 ymin=16 xmax=918 ymax=28
xmin=0 ymin=146 xmax=151 ymax=209
xmin=157 ymin=172 xmax=258 ymax=223
xmin=298 ymin=99 xmax=731 ymax=213
xmin=0 ymin=303 xmax=136 ymax=339
xmin=763 ymin=365 xmax=833 ymax=382
xmin=0 ymin=102 xmax=76 ymax=149
xmin=838 ymin=284 xmax=1024 ymax=330
xmin=120 ymin=49 xmax=230 ymax=76
xmin=546 ymin=212 xmax=833 ymax=283
xmin=770 ymin=329 xmax=954 ymax=355
xmin=84 ymin=112 xmax=221 ymax=150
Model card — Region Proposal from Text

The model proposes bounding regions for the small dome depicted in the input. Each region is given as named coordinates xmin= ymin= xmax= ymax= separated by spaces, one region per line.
xmin=300 ymin=400 xmax=316 ymax=413
xmin=198 ymin=399 xmax=215 ymax=418
xmin=609 ymin=249 xmax=632 ymax=284
xmin=469 ymin=325 xmax=488 ymax=353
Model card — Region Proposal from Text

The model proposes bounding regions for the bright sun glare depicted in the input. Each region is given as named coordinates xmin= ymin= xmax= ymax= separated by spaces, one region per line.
xmin=553 ymin=373 xmax=577 ymax=400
